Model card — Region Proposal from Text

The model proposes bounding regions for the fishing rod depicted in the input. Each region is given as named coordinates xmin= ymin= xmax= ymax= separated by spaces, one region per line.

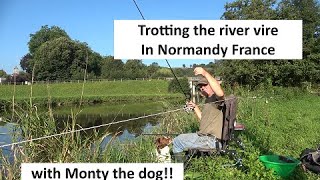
xmin=165 ymin=60 xmax=191 ymax=101
xmin=132 ymin=0 xmax=191 ymax=102
xmin=141 ymin=133 xmax=180 ymax=136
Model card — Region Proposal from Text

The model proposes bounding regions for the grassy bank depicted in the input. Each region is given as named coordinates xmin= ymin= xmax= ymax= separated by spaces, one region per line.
xmin=183 ymin=90 xmax=320 ymax=179
xmin=1 ymin=87 xmax=320 ymax=179
xmin=0 ymin=80 xmax=183 ymax=110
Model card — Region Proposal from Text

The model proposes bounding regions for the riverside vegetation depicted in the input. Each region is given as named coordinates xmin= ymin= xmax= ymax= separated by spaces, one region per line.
xmin=0 ymin=83 xmax=320 ymax=179
xmin=0 ymin=80 xmax=183 ymax=113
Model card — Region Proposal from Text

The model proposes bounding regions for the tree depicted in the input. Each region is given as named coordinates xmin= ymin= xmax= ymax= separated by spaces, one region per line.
xmin=16 ymin=71 xmax=30 ymax=83
xmin=222 ymin=0 xmax=277 ymax=20
xmin=216 ymin=0 xmax=320 ymax=87
xmin=69 ymin=42 xmax=89 ymax=80
xmin=101 ymin=56 xmax=124 ymax=79
xmin=7 ymin=71 xmax=30 ymax=83
xmin=33 ymin=37 xmax=74 ymax=80
xmin=87 ymin=52 xmax=103 ymax=78
xmin=123 ymin=59 xmax=147 ymax=79
xmin=20 ymin=53 xmax=33 ymax=74
xmin=293 ymin=0 xmax=320 ymax=58
xmin=33 ymin=37 xmax=93 ymax=81
xmin=28 ymin=25 xmax=70 ymax=55
xmin=147 ymin=62 xmax=160 ymax=78
xmin=278 ymin=0 xmax=320 ymax=57
xmin=19 ymin=26 xmax=66 ymax=77
xmin=152 ymin=68 xmax=172 ymax=78
xmin=26 ymin=25 xmax=104 ymax=81
xmin=168 ymin=77 xmax=190 ymax=94
xmin=0 ymin=69 xmax=7 ymax=77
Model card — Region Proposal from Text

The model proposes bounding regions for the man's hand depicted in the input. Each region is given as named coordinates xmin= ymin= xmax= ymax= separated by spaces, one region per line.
xmin=194 ymin=67 xmax=208 ymax=76
xmin=184 ymin=101 xmax=196 ymax=113
xmin=185 ymin=101 xmax=202 ymax=120
xmin=186 ymin=101 xmax=197 ymax=109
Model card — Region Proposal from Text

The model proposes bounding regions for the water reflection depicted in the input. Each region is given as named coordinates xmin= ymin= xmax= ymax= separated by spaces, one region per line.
xmin=0 ymin=121 xmax=17 ymax=159
xmin=0 ymin=112 xmax=162 ymax=160
xmin=53 ymin=102 xmax=168 ymax=139
xmin=0 ymin=102 xmax=169 ymax=150
xmin=54 ymin=112 xmax=161 ymax=139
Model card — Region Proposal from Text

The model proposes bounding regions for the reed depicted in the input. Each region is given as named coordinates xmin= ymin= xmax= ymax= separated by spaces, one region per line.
xmin=1 ymin=87 xmax=320 ymax=179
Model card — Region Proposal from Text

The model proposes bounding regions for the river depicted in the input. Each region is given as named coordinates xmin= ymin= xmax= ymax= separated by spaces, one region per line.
xmin=0 ymin=101 xmax=178 ymax=152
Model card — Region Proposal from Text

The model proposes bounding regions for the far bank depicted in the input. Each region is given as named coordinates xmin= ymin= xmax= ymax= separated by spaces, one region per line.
xmin=0 ymin=80 xmax=184 ymax=112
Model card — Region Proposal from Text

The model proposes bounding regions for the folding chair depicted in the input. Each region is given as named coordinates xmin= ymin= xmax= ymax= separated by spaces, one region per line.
xmin=185 ymin=95 xmax=245 ymax=167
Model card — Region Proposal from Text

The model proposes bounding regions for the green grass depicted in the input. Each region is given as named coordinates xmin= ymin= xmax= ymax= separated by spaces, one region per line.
xmin=0 ymin=80 xmax=183 ymax=110
xmin=183 ymin=91 xmax=320 ymax=179
xmin=1 ymin=87 xmax=320 ymax=179
xmin=0 ymin=80 xmax=174 ymax=99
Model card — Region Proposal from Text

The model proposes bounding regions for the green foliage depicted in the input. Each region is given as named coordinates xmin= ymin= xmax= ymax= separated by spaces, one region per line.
xmin=23 ymin=25 xmax=103 ymax=81
xmin=222 ymin=0 xmax=278 ymax=20
xmin=215 ymin=0 xmax=320 ymax=88
xmin=28 ymin=25 xmax=70 ymax=55
xmin=32 ymin=37 xmax=102 ymax=81
xmin=100 ymin=56 xmax=125 ymax=79
xmin=0 ymin=105 xmax=111 ymax=178
xmin=87 ymin=52 xmax=103 ymax=78
xmin=23 ymin=25 xmax=206 ymax=82
xmin=153 ymin=68 xmax=172 ymax=77
xmin=19 ymin=53 xmax=33 ymax=74
xmin=146 ymin=62 xmax=160 ymax=78
xmin=180 ymin=89 xmax=320 ymax=179
xmin=168 ymin=77 xmax=190 ymax=95
xmin=0 ymin=69 xmax=7 ymax=77
xmin=33 ymin=37 xmax=76 ymax=80
xmin=0 ymin=80 xmax=183 ymax=109
xmin=0 ymin=80 xmax=172 ymax=99
xmin=1 ymin=87 xmax=320 ymax=179
xmin=123 ymin=59 xmax=147 ymax=79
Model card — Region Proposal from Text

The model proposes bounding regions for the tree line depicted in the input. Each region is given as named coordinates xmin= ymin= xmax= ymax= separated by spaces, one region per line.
xmin=211 ymin=0 xmax=320 ymax=87
xmin=6 ymin=25 xmax=209 ymax=83
xmin=1 ymin=0 xmax=319 ymax=88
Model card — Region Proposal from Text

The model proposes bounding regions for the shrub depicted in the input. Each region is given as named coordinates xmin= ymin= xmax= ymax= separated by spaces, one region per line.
xmin=168 ymin=78 xmax=190 ymax=94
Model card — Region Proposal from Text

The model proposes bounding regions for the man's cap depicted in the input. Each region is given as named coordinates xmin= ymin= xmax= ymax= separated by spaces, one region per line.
xmin=196 ymin=77 xmax=209 ymax=86
xmin=196 ymin=76 xmax=222 ymax=87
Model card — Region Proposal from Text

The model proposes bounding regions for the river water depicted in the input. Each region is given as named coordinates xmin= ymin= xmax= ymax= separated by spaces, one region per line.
xmin=0 ymin=101 xmax=176 ymax=151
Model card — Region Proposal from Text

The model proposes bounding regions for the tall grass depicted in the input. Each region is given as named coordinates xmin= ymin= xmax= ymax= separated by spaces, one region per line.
xmin=182 ymin=89 xmax=320 ymax=179
xmin=1 ymin=87 xmax=320 ymax=179
xmin=0 ymin=97 xmax=174 ymax=179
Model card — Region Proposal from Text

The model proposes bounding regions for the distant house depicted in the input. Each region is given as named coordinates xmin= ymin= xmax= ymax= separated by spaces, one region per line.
xmin=0 ymin=77 xmax=6 ymax=84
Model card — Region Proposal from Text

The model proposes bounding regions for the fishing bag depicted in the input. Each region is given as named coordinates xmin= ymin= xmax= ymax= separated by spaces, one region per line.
xmin=300 ymin=147 xmax=320 ymax=174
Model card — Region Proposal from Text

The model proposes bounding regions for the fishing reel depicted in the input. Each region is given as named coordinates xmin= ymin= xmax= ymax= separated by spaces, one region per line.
xmin=183 ymin=103 xmax=195 ymax=113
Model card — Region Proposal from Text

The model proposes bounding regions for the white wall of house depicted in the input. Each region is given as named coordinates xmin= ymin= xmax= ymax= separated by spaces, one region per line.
xmin=0 ymin=77 xmax=6 ymax=84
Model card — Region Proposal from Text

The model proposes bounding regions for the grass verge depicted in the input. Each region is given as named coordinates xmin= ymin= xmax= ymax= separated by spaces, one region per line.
xmin=1 ymin=87 xmax=320 ymax=179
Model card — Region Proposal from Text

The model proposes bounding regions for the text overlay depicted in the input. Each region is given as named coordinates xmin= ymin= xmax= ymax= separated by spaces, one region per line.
xmin=21 ymin=163 xmax=183 ymax=180
xmin=114 ymin=20 xmax=302 ymax=60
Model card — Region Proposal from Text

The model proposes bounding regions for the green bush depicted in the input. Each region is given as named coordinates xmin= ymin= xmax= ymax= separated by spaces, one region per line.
xmin=168 ymin=77 xmax=190 ymax=94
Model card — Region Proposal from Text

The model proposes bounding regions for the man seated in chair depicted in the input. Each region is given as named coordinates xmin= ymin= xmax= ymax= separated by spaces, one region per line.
xmin=173 ymin=67 xmax=225 ymax=162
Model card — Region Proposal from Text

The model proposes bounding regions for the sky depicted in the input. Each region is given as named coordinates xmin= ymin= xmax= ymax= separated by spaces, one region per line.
xmin=0 ymin=0 xmax=233 ymax=74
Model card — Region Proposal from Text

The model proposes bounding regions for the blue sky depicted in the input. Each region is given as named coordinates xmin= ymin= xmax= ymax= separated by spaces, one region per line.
xmin=0 ymin=0 xmax=232 ymax=74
